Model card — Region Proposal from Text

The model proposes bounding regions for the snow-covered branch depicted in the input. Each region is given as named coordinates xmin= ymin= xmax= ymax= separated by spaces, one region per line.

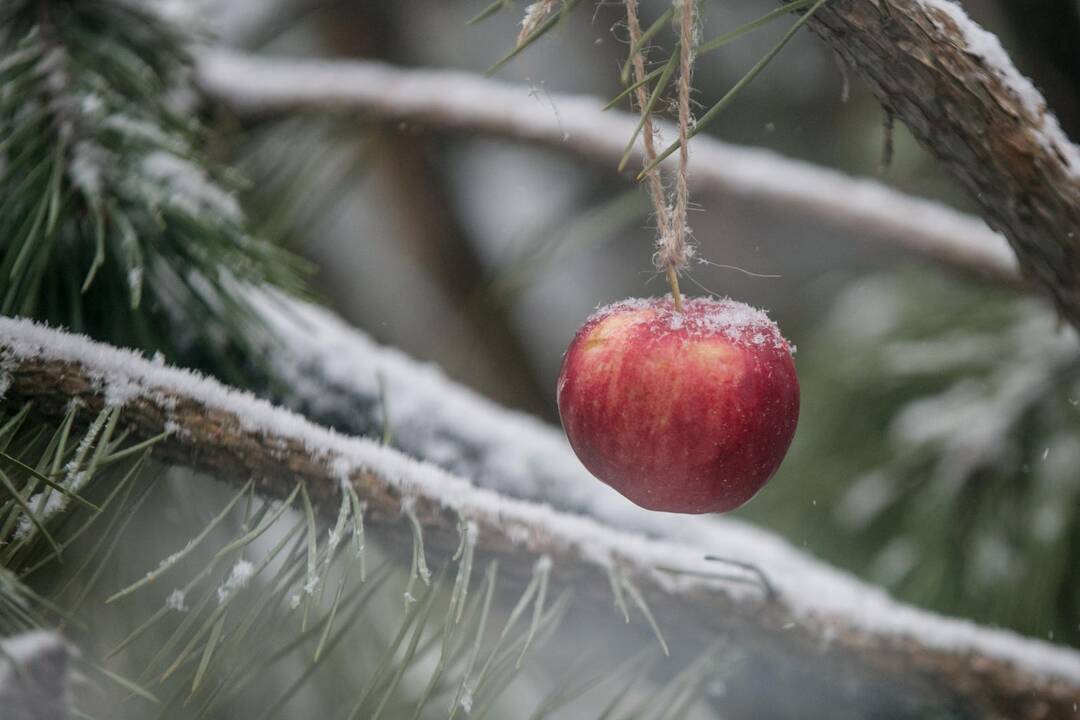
xmin=193 ymin=48 xmax=1023 ymax=290
xmin=2 ymin=314 xmax=1079 ymax=718
xmin=802 ymin=0 xmax=1080 ymax=327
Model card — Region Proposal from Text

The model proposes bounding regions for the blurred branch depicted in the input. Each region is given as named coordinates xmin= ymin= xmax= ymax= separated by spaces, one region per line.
xmin=314 ymin=3 xmax=552 ymax=418
xmin=193 ymin=48 xmax=1024 ymax=291
xmin=798 ymin=0 xmax=1080 ymax=328
xmin=0 ymin=631 xmax=70 ymax=720
xmin=374 ymin=133 xmax=554 ymax=417
xmin=3 ymin=317 xmax=1079 ymax=719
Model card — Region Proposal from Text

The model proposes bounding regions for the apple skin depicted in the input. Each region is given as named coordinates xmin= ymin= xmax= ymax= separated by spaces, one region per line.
xmin=556 ymin=296 xmax=799 ymax=514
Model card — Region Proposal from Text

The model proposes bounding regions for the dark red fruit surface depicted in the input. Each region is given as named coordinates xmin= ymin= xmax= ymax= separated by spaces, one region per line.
xmin=557 ymin=296 xmax=799 ymax=514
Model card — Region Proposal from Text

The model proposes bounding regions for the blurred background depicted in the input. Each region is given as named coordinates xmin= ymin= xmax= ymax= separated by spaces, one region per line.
xmin=206 ymin=0 xmax=1080 ymax=647
xmin=3 ymin=1 xmax=1079 ymax=717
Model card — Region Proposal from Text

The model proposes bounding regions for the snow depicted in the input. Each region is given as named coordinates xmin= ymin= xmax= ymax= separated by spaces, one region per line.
xmin=194 ymin=49 xmax=1020 ymax=282
xmin=0 ymin=631 xmax=68 ymax=702
xmin=585 ymin=296 xmax=791 ymax=350
xmin=136 ymin=151 xmax=243 ymax=222
xmin=887 ymin=306 xmax=1076 ymax=488
xmin=69 ymin=140 xmax=106 ymax=199
xmin=924 ymin=0 xmax=1080 ymax=179
xmin=13 ymin=491 xmax=66 ymax=541
xmin=519 ymin=2 xmax=553 ymax=34
xmin=0 ymin=631 xmax=63 ymax=665
xmin=103 ymin=114 xmax=183 ymax=151
xmin=36 ymin=47 xmax=68 ymax=94
xmin=165 ymin=588 xmax=189 ymax=612
xmin=217 ymin=558 xmax=255 ymax=603
xmin=2 ymin=313 xmax=1080 ymax=685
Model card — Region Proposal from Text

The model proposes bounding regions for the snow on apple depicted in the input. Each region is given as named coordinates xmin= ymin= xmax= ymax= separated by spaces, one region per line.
xmin=557 ymin=296 xmax=799 ymax=514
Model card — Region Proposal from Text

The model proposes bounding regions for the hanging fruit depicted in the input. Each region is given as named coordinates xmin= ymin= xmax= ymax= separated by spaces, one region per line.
xmin=557 ymin=296 xmax=799 ymax=513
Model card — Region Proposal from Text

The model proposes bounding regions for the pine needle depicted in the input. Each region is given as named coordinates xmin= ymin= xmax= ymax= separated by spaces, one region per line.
xmin=299 ymin=483 xmax=319 ymax=625
xmin=345 ymin=482 xmax=366 ymax=581
xmin=450 ymin=559 xmax=498 ymax=720
xmin=606 ymin=562 xmax=630 ymax=623
xmin=697 ymin=0 xmax=815 ymax=56
xmin=621 ymin=574 xmax=668 ymax=656
xmin=603 ymin=64 xmax=665 ymax=111
xmin=0 ymin=466 xmax=62 ymax=559
xmin=618 ymin=50 xmax=679 ymax=172
xmin=313 ymin=558 xmax=351 ymax=663
xmin=487 ymin=0 xmax=582 ymax=75
xmin=346 ymin=578 xmax=440 ymax=720
xmin=63 ymin=471 xmax=159 ymax=620
xmin=20 ymin=450 xmax=148 ymax=581
xmin=619 ymin=7 xmax=674 ymax=84
xmin=452 ymin=521 xmax=476 ymax=624
xmin=190 ymin=613 xmax=227 ymax=695
xmin=403 ymin=498 xmax=431 ymax=607
xmin=106 ymin=478 xmax=254 ymax=603
xmin=370 ymin=569 xmax=445 ymax=720
xmin=0 ymin=450 xmax=100 ymax=512
xmin=529 ymin=645 xmax=656 ymax=720
xmin=213 ymin=483 xmax=302 ymax=560
xmin=516 ymin=555 xmax=551 ymax=668
xmin=89 ymin=661 xmax=160 ymax=704
xmin=469 ymin=591 xmax=571 ymax=719
xmin=640 ymin=0 xmax=830 ymax=177
xmin=467 ymin=0 xmax=512 ymax=25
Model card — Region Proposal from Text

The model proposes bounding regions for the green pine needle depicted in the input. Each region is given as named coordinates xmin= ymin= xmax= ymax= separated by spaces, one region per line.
xmin=697 ymin=0 xmax=816 ymax=56
xmin=618 ymin=51 xmax=678 ymax=172
xmin=0 ymin=0 xmax=313 ymax=382
xmin=105 ymin=478 xmax=254 ymax=604
xmin=467 ymin=0 xmax=513 ymax=25
xmin=639 ymin=0 xmax=830 ymax=179
xmin=487 ymin=0 xmax=582 ymax=75
xmin=619 ymin=7 xmax=674 ymax=85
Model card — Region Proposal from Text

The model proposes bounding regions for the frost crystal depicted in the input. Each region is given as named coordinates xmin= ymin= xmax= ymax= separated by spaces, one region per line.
xmin=588 ymin=296 xmax=790 ymax=350
xmin=13 ymin=492 xmax=66 ymax=541
xmin=165 ymin=589 xmax=188 ymax=612
xmin=136 ymin=151 xmax=243 ymax=222
xmin=217 ymin=559 xmax=255 ymax=603
xmin=459 ymin=689 xmax=473 ymax=714
xmin=69 ymin=141 xmax=106 ymax=198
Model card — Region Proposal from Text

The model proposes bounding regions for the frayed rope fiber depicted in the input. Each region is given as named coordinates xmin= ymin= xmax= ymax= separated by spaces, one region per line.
xmin=625 ymin=0 xmax=698 ymax=299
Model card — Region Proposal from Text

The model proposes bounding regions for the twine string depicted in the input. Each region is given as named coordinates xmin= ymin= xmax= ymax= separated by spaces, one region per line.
xmin=625 ymin=0 xmax=697 ymax=312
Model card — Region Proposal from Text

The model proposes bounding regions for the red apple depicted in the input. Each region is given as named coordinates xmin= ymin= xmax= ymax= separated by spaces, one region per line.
xmin=556 ymin=296 xmax=799 ymax=514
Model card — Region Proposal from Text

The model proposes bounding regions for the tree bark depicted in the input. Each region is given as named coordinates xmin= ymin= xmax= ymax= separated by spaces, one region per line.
xmin=800 ymin=0 xmax=1080 ymax=328
xmin=2 ymin=322 xmax=1078 ymax=719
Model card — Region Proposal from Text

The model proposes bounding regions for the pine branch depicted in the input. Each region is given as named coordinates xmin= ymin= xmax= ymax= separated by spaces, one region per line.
xmin=0 ymin=1 xmax=309 ymax=373
xmin=1 ymin=316 xmax=1078 ymax=719
xmin=793 ymin=0 xmax=1080 ymax=328
xmin=193 ymin=49 xmax=1023 ymax=291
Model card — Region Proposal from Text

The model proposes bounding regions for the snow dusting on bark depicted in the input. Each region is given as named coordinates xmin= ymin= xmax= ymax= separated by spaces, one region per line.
xmin=923 ymin=0 xmax=1080 ymax=178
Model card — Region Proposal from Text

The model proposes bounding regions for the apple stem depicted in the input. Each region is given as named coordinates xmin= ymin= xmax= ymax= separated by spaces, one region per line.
xmin=665 ymin=265 xmax=684 ymax=313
